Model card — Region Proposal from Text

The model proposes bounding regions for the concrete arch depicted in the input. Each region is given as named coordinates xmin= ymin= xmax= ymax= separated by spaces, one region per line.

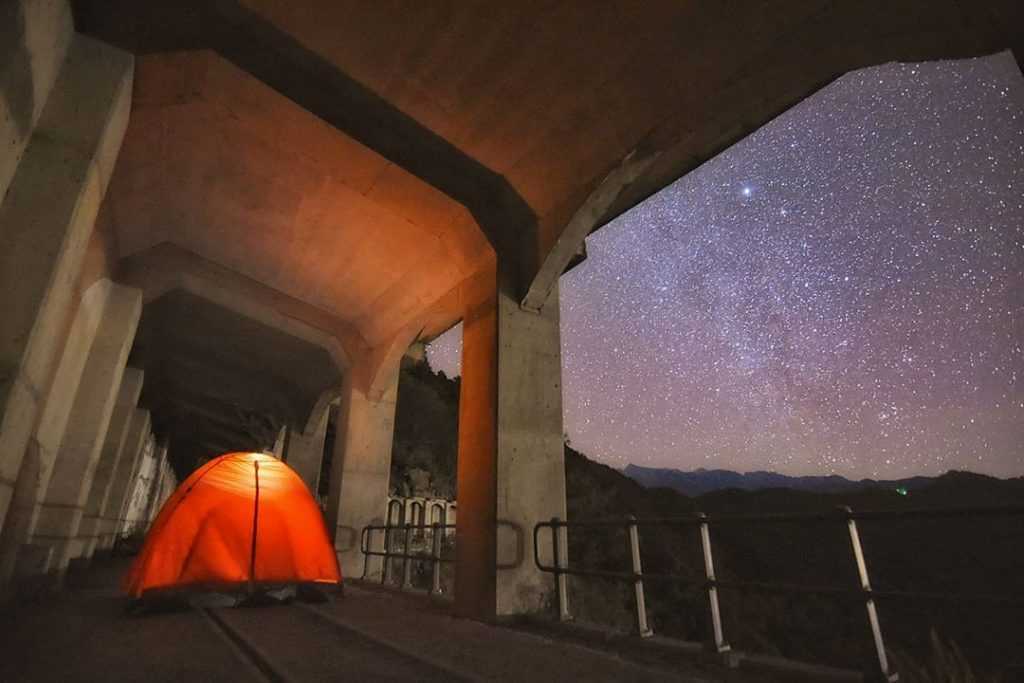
xmin=116 ymin=243 xmax=364 ymax=376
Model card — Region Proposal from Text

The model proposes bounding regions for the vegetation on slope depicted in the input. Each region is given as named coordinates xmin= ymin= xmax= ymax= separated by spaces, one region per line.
xmin=390 ymin=361 xmax=1024 ymax=679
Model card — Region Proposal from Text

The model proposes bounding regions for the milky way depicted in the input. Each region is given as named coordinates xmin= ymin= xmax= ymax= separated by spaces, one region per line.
xmin=428 ymin=53 xmax=1024 ymax=479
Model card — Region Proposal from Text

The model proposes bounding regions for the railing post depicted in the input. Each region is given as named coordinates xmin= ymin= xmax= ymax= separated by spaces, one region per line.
xmin=842 ymin=506 xmax=898 ymax=682
xmin=551 ymin=517 xmax=572 ymax=622
xmin=430 ymin=522 xmax=443 ymax=595
xmin=381 ymin=521 xmax=392 ymax=584
xmin=698 ymin=513 xmax=731 ymax=655
xmin=360 ymin=528 xmax=371 ymax=580
xmin=401 ymin=522 xmax=413 ymax=589
xmin=626 ymin=515 xmax=653 ymax=637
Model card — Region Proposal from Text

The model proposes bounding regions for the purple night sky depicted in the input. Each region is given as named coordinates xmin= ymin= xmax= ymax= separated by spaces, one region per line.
xmin=428 ymin=53 xmax=1024 ymax=479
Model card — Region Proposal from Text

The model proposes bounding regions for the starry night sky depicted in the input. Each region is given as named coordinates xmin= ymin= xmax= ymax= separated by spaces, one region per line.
xmin=428 ymin=53 xmax=1024 ymax=479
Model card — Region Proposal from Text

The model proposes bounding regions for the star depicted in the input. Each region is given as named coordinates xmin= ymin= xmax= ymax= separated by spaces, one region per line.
xmin=429 ymin=52 xmax=1024 ymax=480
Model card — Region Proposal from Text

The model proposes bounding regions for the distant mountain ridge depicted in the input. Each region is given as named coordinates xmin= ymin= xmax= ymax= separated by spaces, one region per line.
xmin=623 ymin=463 xmax=944 ymax=496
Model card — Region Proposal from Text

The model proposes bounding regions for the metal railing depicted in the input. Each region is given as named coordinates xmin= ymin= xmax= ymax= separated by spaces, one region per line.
xmin=359 ymin=522 xmax=455 ymax=595
xmin=534 ymin=505 xmax=1024 ymax=680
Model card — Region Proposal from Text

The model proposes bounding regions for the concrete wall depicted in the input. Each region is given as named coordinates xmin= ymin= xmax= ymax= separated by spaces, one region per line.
xmin=29 ymin=281 xmax=142 ymax=573
xmin=0 ymin=21 xmax=133 ymax=535
xmin=78 ymin=367 xmax=144 ymax=558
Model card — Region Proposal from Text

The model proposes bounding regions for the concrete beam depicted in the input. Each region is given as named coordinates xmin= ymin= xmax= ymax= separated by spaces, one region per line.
xmin=74 ymin=1 xmax=537 ymax=255
xmin=0 ymin=0 xmax=75 ymax=200
xmin=77 ymin=366 xmax=144 ymax=558
xmin=595 ymin=2 xmax=1024 ymax=232
xmin=0 ymin=32 xmax=133 ymax=532
xmin=117 ymin=243 xmax=363 ymax=373
xmin=521 ymin=148 xmax=660 ymax=313
xmin=30 ymin=281 xmax=142 ymax=574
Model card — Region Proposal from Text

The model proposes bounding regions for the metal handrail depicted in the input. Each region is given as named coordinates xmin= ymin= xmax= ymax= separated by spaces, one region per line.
xmin=534 ymin=504 xmax=1024 ymax=681
xmin=359 ymin=522 xmax=456 ymax=595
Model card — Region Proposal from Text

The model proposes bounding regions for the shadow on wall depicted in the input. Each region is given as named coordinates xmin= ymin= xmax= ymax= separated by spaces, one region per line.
xmin=1 ymin=2 xmax=34 ymax=143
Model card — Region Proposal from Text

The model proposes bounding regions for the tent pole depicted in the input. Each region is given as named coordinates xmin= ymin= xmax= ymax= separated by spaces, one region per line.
xmin=249 ymin=460 xmax=261 ymax=595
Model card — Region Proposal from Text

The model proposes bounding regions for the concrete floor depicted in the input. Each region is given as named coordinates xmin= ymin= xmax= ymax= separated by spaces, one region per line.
xmin=0 ymin=557 xmax=724 ymax=682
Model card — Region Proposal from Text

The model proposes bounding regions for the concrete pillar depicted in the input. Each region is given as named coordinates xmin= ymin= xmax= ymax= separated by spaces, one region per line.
xmin=121 ymin=433 xmax=156 ymax=536
xmin=29 ymin=282 xmax=142 ymax=574
xmin=141 ymin=438 xmax=170 ymax=524
xmin=77 ymin=367 xmax=144 ymax=558
xmin=0 ymin=279 xmax=109 ymax=582
xmin=327 ymin=370 xmax=399 ymax=581
xmin=285 ymin=405 xmax=330 ymax=495
xmin=0 ymin=32 xmax=133 ymax=533
xmin=455 ymin=264 xmax=567 ymax=619
xmin=271 ymin=424 xmax=288 ymax=458
xmin=100 ymin=409 xmax=150 ymax=547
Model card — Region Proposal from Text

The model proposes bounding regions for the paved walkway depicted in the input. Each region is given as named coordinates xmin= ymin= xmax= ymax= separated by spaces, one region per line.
xmin=0 ymin=558 xmax=725 ymax=682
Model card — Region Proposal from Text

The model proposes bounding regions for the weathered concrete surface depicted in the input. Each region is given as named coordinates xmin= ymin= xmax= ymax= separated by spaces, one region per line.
xmin=0 ymin=557 xmax=721 ymax=682
xmin=139 ymin=439 xmax=172 ymax=525
xmin=77 ymin=367 xmax=143 ymax=558
xmin=30 ymin=282 xmax=141 ymax=573
xmin=118 ymin=429 xmax=156 ymax=538
xmin=117 ymin=242 xmax=360 ymax=376
xmin=79 ymin=1 xmax=1023 ymax=306
xmin=0 ymin=31 xmax=132 ymax=532
xmin=103 ymin=48 xmax=488 ymax=348
xmin=0 ymin=0 xmax=74 ymax=201
xmin=0 ymin=559 xmax=253 ymax=682
xmin=456 ymin=263 xmax=567 ymax=618
xmin=98 ymin=408 xmax=149 ymax=548
xmin=0 ymin=279 xmax=109 ymax=582
xmin=286 ymin=401 xmax=330 ymax=495
xmin=328 ymin=369 xmax=399 ymax=580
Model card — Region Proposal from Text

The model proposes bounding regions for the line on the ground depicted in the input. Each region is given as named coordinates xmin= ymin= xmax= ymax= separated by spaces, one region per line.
xmin=197 ymin=607 xmax=291 ymax=683
xmin=295 ymin=602 xmax=480 ymax=682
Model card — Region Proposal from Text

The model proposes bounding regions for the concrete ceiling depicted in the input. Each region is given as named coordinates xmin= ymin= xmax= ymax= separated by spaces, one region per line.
xmin=70 ymin=0 xmax=1023 ymax=467
xmin=130 ymin=290 xmax=342 ymax=469
xmin=108 ymin=49 xmax=489 ymax=349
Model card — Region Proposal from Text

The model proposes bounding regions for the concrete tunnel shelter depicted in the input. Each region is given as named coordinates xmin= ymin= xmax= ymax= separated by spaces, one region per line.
xmin=1 ymin=0 xmax=1022 ymax=618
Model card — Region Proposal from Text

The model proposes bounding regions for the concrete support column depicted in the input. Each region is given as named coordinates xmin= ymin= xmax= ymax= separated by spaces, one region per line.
xmin=100 ymin=408 xmax=150 ymax=547
xmin=0 ymin=279 xmax=109 ymax=583
xmin=119 ymin=431 xmax=156 ymax=538
xmin=455 ymin=262 xmax=567 ymax=619
xmin=30 ymin=282 xmax=142 ymax=574
xmin=327 ymin=369 xmax=399 ymax=580
xmin=77 ymin=367 xmax=143 ymax=558
xmin=0 ymin=32 xmax=133 ymax=532
xmin=271 ymin=424 xmax=288 ymax=459
xmin=285 ymin=405 xmax=330 ymax=495
xmin=141 ymin=438 xmax=170 ymax=524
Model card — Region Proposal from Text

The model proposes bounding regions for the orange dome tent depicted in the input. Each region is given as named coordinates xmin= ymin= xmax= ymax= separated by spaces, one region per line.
xmin=124 ymin=452 xmax=340 ymax=598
